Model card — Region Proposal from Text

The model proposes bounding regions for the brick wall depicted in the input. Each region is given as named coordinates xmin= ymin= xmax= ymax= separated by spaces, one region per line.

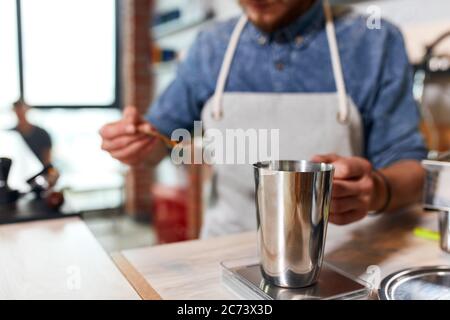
xmin=121 ymin=0 xmax=154 ymax=220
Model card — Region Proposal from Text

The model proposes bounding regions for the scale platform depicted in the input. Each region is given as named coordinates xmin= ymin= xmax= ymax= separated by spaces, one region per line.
xmin=221 ymin=257 xmax=370 ymax=300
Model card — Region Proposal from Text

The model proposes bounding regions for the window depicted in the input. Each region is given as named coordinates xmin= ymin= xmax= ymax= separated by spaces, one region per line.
xmin=1 ymin=0 xmax=123 ymax=200
xmin=0 ymin=0 xmax=119 ymax=110
xmin=21 ymin=0 xmax=118 ymax=107
xmin=0 ymin=0 xmax=20 ymax=123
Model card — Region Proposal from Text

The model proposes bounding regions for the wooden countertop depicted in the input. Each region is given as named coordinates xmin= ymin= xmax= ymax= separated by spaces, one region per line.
xmin=113 ymin=206 xmax=450 ymax=300
xmin=0 ymin=217 xmax=140 ymax=300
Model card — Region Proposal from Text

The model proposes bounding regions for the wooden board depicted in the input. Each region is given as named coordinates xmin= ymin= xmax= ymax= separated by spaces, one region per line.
xmin=0 ymin=217 xmax=140 ymax=300
xmin=115 ymin=206 xmax=450 ymax=300
xmin=115 ymin=232 xmax=256 ymax=300
xmin=111 ymin=252 xmax=162 ymax=300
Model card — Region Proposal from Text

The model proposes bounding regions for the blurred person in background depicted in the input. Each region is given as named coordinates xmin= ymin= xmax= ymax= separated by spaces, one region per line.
xmin=12 ymin=99 xmax=53 ymax=167
xmin=11 ymin=99 xmax=60 ymax=191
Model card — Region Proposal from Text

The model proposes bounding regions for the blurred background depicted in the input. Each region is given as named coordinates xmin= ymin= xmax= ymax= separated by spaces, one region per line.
xmin=0 ymin=0 xmax=449 ymax=252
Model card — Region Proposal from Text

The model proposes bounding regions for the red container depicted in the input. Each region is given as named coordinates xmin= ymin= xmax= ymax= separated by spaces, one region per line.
xmin=151 ymin=184 xmax=189 ymax=244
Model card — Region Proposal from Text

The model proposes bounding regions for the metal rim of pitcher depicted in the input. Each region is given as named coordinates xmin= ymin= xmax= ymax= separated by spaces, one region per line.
xmin=253 ymin=160 xmax=334 ymax=173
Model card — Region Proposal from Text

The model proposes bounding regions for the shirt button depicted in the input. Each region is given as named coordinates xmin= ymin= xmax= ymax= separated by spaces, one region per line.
xmin=295 ymin=36 xmax=304 ymax=47
xmin=275 ymin=62 xmax=284 ymax=71
xmin=257 ymin=36 xmax=267 ymax=46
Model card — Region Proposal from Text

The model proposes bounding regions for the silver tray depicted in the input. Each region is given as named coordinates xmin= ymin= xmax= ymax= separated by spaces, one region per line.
xmin=379 ymin=266 xmax=450 ymax=300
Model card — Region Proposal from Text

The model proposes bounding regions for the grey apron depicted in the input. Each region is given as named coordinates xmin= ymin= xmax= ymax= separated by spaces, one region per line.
xmin=200 ymin=0 xmax=363 ymax=238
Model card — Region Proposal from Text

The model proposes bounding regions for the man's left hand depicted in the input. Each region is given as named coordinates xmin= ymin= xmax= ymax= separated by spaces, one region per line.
xmin=311 ymin=154 xmax=374 ymax=225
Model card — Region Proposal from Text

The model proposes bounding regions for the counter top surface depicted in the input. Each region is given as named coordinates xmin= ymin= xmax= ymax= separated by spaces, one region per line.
xmin=0 ymin=197 xmax=77 ymax=225
xmin=0 ymin=217 xmax=140 ymax=300
xmin=114 ymin=207 xmax=450 ymax=300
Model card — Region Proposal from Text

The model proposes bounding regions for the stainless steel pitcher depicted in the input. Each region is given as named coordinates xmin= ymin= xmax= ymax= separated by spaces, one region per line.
xmin=253 ymin=160 xmax=334 ymax=288
xmin=422 ymin=159 xmax=450 ymax=253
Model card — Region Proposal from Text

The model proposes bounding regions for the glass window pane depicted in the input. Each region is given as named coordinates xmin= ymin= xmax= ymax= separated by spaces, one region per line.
xmin=21 ymin=0 xmax=116 ymax=106
xmin=0 ymin=0 xmax=20 ymax=118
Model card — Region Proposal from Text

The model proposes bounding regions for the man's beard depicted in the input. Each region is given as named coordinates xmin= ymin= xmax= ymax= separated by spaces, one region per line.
xmin=240 ymin=0 xmax=316 ymax=33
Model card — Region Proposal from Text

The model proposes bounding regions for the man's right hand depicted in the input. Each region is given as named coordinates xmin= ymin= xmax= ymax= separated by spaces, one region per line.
xmin=100 ymin=106 xmax=160 ymax=166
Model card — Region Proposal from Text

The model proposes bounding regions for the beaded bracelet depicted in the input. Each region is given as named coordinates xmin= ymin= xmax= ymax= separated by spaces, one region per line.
xmin=372 ymin=170 xmax=392 ymax=214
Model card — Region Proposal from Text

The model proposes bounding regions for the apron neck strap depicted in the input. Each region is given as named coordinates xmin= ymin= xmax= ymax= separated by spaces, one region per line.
xmin=323 ymin=0 xmax=349 ymax=123
xmin=212 ymin=15 xmax=248 ymax=120
xmin=212 ymin=0 xmax=349 ymax=123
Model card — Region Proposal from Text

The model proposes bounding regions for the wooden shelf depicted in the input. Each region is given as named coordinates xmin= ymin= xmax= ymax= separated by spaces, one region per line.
xmin=153 ymin=12 xmax=214 ymax=40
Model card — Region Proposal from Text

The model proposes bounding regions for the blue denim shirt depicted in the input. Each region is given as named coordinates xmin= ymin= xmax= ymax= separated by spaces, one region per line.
xmin=148 ymin=0 xmax=427 ymax=168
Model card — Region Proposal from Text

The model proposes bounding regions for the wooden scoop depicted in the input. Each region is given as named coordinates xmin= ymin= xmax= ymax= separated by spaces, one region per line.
xmin=137 ymin=125 xmax=178 ymax=148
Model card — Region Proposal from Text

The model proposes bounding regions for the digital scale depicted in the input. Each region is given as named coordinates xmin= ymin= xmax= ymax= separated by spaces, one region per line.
xmin=221 ymin=257 xmax=370 ymax=300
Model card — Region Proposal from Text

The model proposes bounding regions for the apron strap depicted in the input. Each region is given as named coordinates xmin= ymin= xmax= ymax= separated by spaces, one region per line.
xmin=212 ymin=15 xmax=248 ymax=120
xmin=323 ymin=0 xmax=349 ymax=123
xmin=213 ymin=0 xmax=349 ymax=123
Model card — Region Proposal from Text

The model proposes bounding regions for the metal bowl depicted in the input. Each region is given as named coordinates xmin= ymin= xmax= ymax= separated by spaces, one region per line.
xmin=379 ymin=266 xmax=450 ymax=300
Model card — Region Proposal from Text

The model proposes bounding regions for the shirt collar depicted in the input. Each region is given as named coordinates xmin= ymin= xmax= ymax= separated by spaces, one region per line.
xmin=247 ymin=0 xmax=325 ymax=44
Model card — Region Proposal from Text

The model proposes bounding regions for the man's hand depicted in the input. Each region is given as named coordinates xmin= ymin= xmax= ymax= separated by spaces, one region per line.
xmin=100 ymin=106 xmax=160 ymax=166
xmin=311 ymin=154 xmax=375 ymax=225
